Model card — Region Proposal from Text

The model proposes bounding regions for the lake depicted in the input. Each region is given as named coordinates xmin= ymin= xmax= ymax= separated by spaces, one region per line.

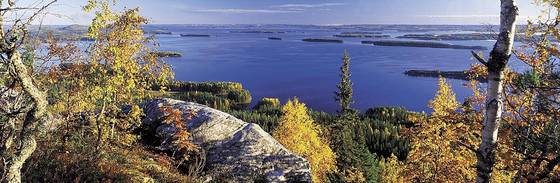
xmin=148 ymin=24 xmax=523 ymax=113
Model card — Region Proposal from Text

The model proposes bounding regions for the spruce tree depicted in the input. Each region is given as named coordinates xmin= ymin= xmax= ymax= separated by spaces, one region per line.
xmin=335 ymin=50 xmax=354 ymax=114
xmin=329 ymin=51 xmax=379 ymax=182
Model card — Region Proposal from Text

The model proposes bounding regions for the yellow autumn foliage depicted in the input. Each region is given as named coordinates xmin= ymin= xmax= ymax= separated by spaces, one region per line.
xmin=405 ymin=77 xmax=477 ymax=182
xmin=273 ymin=98 xmax=337 ymax=183
xmin=342 ymin=167 xmax=366 ymax=183
xmin=379 ymin=154 xmax=406 ymax=183
xmin=429 ymin=77 xmax=460 ymax=117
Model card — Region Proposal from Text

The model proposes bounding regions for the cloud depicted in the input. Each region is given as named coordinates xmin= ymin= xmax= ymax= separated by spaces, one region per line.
xmin=273 ymin=3 xmax=345 ymax=8
xmin=191 ymin=2 xmax=345 ymax=14
xmin=193 ymin=8 xmax=299 ymax=14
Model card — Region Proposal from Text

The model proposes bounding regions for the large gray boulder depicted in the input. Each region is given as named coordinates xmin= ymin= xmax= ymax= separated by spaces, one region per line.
xmin=142 ymin=98 xmax=312 ymax=182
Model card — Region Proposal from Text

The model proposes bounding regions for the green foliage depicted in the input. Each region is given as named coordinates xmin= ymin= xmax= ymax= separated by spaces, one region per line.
xmin=226 ymin=89 xmax=252 ymax=105
xmin=329 ymin=111 xmax=380 ymax=182
xmin=364 ymin=107 xmax=413 ymax=127
xmin=514 ymin=70 xmax=541 ymax=90
xmin=171 ymin=91 xmax=232 ymax=110
xmin=309 ymin=110 xmax=337 ymax=126
xmin=162 ymin=81 xmax=252 ymax=110
xmin=227 ymin=110 xmax=281 ymax=133
xmin=364 ymin=118 xmax=410 ymax=161
xmin=363 ymin=107 xmax=412 ymax=160
xmin=162 ymin=81 xmax=244 ymax=94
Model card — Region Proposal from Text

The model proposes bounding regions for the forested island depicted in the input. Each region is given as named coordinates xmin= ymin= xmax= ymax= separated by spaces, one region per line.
xmin=362 ymin=40 xmax=487 ymax=50
xmin=180 ymin=34 xmax=211 ymax=37
xmin=231 ymin=30 xmax=286 ymax=34
xmin=302 ymin=38 xmax=344 ymax=43
xmin=397 ymin=33 xmax=498 ymax=40
xmin=152 ymin=51 xmax=183 ymax=58
xmin=404 ymin=70 xmax=485 ymax=82
xmin=397 ymin=33 xmax=530 ymax=41
xmin=334 ymin=34 xmax=391 ymax=38
xmin=147 ymin=30 xmax=173 ymax=35
xmin=340 ymin=31 xmax=383 ymax=34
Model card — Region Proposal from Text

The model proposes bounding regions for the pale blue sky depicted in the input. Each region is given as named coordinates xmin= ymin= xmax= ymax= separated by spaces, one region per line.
xmin=23 ymin=0 xmax=546 ymax=25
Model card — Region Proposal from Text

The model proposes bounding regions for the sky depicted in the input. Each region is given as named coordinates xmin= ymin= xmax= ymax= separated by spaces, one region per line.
xmin=17 ymin=0 xmax=547 ymax=25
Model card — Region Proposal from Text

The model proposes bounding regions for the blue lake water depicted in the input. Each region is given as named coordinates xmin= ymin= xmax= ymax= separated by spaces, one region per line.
xmin=149 ymin=25 xmax=523 ymax=113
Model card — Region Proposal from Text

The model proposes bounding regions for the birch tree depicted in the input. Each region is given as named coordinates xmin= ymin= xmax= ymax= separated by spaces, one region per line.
xmin=471 ymin=0 xmax=519 ymax=182
xmin=0 ymin=0 xmax=57 ymax=182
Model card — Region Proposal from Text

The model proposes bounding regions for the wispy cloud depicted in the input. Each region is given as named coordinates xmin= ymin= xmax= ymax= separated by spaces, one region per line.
xmin=191 ymin=2 xmax=345 ymax=14
xmin=193 ymin=9 xmax=298 ymax=14
xmin=273 ymin=3 xmax=345 ymax=9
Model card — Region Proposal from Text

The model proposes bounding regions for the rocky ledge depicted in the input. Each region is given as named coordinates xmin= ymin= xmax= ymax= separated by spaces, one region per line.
xmin=141 ymin=98 xmax=312 ymax=182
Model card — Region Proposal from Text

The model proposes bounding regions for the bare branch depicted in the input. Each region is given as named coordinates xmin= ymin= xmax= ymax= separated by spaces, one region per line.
xmin=0 ymin=7 xmax=40 ymax=11
xmin=471 ymin=51 xmax=488 ymax=66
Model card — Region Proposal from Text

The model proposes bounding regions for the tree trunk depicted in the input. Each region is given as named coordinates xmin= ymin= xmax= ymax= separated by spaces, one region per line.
xmin=2 ymin=52 xmax=48 ymax=183
xmin=4 ymin=126 xmax=37 ymax=183
xmin=95 ymin=100 xmax=106 ymax=150
xmin=476 ymin=0 xmax=518 ymax=182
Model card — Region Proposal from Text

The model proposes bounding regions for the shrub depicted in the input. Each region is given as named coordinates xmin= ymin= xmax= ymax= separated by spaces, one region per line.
xmin=23 ymin=128 xmax=198 ymax=183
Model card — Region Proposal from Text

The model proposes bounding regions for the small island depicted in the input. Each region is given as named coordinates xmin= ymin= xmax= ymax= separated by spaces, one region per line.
xmin=334 ymin=34 xmax=391 ymax=38
xmin=340 ymin=31 xmax=383 ymax=35
xmin=404 ymin=70 xmax=485 ymax=82
xmin=148 ymin=30 xmax=173 ymax=35
xmin=302 ymin=38 xmax=343 ymax=43
xmin=362 ymin=40 xmax=486 ymax=50
xmin=180 ymin=34 xmax=211 ymax=37
xmin=396 ymin=33 xmax=497 ymax=40
xmin=268 ymin=37 xmax=282 ymax=40
xmin=231 ymin=30 xmax=286 ymax=34
xmin=152 ymin=51 xmax=183 ymax=58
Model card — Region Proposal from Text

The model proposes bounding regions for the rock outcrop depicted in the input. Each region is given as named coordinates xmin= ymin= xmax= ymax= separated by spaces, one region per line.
xmin=141 ymin=98 xmax=312 ymax=182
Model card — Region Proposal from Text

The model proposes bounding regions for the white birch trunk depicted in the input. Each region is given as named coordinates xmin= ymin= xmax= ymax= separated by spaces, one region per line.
xmin=476 ymin=0 xmax=518 ymax=182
